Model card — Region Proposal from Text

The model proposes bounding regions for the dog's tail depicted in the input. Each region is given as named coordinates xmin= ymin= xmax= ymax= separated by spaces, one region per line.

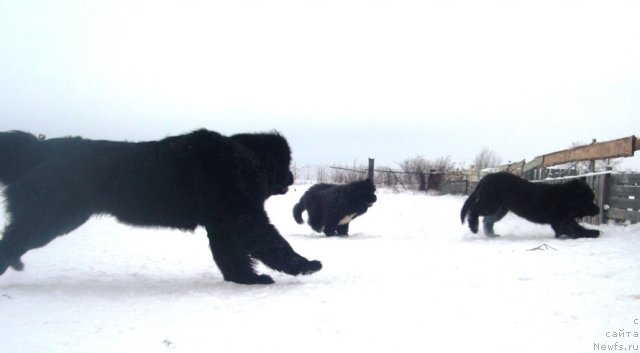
xmin=0 ymin=131 xmax=40 ymax=185
xmin=293 ymin=202 xmax=305 ymax=224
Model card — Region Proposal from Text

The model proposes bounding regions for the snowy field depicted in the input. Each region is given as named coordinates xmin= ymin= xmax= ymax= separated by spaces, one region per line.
xmin=1 ymin=184 xmax=640 ymax=353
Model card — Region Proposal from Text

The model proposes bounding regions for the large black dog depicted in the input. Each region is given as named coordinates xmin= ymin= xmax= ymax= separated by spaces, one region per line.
xmin=293 ymin=179 xmax=377 ymax=236
xmin=460 ymin=172 xmax=600 ymax=239
xmin=0 ymin=129 xmax=322 ymax=284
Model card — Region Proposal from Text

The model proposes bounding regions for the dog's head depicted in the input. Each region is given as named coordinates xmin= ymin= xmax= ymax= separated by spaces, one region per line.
xmin=231 ymin=132 xmax=294 ymax=196
xmin=351 ymin=178 xmax=377 ymax=208
xmin=565 ymin=179 xmax=600 ymax=218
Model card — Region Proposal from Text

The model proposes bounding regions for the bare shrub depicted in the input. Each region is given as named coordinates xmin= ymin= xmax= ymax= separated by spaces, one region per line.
xmin=473 ymin=148 xmax=501 ymax=176
xmin=316 ymin=166 xmax=328 ymax=183
xmin=373 ymin=166 xmax=400 ymax=188
xmin=291 ymin=162 xmax=298 ymax=181
xmin=396 ymin=155 xmax=456 ymax=190
xmin=399 ymin=155 xmax=430 ymax=188
xmin=328 ymin=163 xmax=367 ymax=184
xmin=432 ymin=156 xmax=455 ymax=174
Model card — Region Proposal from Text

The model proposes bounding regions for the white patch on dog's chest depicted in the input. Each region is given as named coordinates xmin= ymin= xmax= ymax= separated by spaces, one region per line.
xmin=339 ymin=213 xmax=357 ymax=225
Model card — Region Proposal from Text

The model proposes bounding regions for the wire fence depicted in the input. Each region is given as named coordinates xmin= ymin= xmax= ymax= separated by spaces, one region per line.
xmin=293 ymin=161 xmax=451 ymax=192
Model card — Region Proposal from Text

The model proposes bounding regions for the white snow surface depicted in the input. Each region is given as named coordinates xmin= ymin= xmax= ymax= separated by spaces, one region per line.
xmin=1 ymin=184 xmax=640 ymax=353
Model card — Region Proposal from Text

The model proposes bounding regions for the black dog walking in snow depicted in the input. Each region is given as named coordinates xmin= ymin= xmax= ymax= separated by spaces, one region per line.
xmin=0 ymin=129 xmax=321 ymax=284
xmin=293 ymin=179 xmax=377 ymax=236
xmin=461 ymin=172 xmax=600 ymax=239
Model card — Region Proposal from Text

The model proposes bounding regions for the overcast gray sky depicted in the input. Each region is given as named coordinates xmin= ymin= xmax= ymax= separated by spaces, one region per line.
xmin=1 ymin=0 xmax=639 ymax=170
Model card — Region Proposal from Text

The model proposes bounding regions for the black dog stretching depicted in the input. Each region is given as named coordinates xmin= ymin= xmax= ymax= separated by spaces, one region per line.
xmin=460 ymin=172 xmax=600 ymax=239
xmin=0 ymin=129 xmax=322 ymax=284
xmin=293 ymin=179 xmax=377 ymax=236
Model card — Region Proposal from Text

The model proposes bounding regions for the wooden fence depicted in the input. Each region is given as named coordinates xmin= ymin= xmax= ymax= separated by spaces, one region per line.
xmin=606 ymin=173 xmax=640 ymax=224
xmin=440 ymin=179 xmax=470 ymax=195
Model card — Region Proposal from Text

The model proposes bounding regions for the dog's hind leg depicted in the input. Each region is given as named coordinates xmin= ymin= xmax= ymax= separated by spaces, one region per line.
xmin=0 ymin=209 xmax=91 ymax=276
xmin=306 ymin=206 xmax=324 ymax=234
xmin=482 ymin=207 xmax=508 ymax=237
xmin=0 ymin=179 xmax=92 ymax=273
xmin=0 ymin=172 xmax=94 ymax=276
xmin=322 ymin=222 xmax=338 ymax=237
xmin=467 ymin=206 xmax=480 ymax=234
xmin=0 ymin=237 xmax=26 ymax=276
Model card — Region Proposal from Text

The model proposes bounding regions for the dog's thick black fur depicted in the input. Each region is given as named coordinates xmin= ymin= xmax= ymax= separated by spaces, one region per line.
xmin=0 ymin=129 xmax=322 ymax=284
xmin=293 ymin=179 xmax=377 ymax=236
xmin=460 ymin=172 xmax=600 ymax=239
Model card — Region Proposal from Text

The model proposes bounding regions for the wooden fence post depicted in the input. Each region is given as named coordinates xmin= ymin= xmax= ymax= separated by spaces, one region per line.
xmin=598 ymin=173 xmax=609 ymax=225
xmin=368 ymin=158 xmax=374 ymax=180
xmin=418 ymin=173 xmax=426 ymax=191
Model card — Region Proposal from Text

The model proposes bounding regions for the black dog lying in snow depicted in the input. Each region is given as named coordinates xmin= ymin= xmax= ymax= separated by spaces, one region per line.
xmin=293 ymin=179 xmax=377 ymax=236
xmin=0 ymin=129 xmax=321 ymax=284
xmin=460 ymin=172 xmax=600 ymax=239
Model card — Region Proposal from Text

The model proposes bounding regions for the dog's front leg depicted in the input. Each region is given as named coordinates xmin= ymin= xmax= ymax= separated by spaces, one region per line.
xmin=569 ymin=221 xmax=601 ymax=239
xmin=226 ymin=212 xmax=322 ymax=277
xmin=552 ymin=220 xmax=600 ymax=239
xmin=336 ymin=223 xmax=349 ymax=236
xmin=205 ymin=224 xmax=275 ymax=285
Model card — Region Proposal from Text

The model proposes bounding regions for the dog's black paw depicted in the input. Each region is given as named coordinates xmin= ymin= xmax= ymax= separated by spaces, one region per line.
xmin=300 ymin=260 xmax=322 ymax=275
xmin=226 ymin=273 xmax=275 ymax=285
xmin=582 ymin=229 xmax=601 ymax=238
xmin=287 ymin=258 xmax=322 ymax=276
xmin=11 ymin=258 xmax=24 ymax=271
xmin=0 ymin=256 xmax=24 ymax=276
xmin=557 ymin=228 xmax=601 ymax=239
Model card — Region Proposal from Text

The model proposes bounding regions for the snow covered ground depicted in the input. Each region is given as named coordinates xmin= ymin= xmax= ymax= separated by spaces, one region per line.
xmin=1 ymin=184 xmax=640 ymax=353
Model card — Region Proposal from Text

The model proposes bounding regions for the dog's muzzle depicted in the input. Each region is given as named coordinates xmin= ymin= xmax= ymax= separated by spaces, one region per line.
xmin=588 ymin=204 xmax=600 ymax=217
xmin=273 ymin=171 xmax=294 ymax=195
